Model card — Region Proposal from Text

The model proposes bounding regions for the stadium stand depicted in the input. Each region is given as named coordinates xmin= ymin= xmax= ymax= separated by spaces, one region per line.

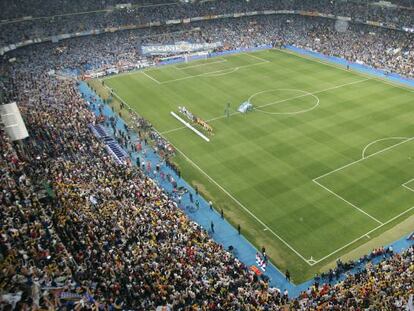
xmin=1 ymin=0 xmax=413 ymax=309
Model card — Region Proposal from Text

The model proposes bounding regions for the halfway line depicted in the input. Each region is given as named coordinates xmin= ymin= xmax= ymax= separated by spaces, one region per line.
xmin=161 ymin=78 xmax=370 ymax=134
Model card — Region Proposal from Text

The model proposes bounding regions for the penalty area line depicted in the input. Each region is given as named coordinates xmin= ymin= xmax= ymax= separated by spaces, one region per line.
xmin=313 ymin=179 xmax=383 ymax=225
xmin=312 ymin=138 xmax=414 ymax=227
xmin=310 ymin=205 xmax=414 ymax=265
xmin=160 ymin=59 xmax=269 ymax=84
xmin=175 ymin=58 xmax=227 ymax=70
xmin=314 ymin=136 xmax=414 ymax=181
xmin=361 ymin=137 xmax=409 ymax=159
xmin=402 ymin=178 xmax=414 ymax=192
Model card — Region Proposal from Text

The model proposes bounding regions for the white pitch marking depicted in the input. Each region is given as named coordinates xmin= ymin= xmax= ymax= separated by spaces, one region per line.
xmin=251 ymin=88 xmax=320 ymax=115
xmin=310 ymin=137 xmax=414 ymax=263
xmin=314 ymin=137 xmax=414 ymax=181
xmin=277 ymin=48 xmax=414 ymax=94
xmin=205 ymin=111 xmax=239 ymax=122
xmin=310 ymin=206 xmax=414 ymax=265
xmin=160 ymin=78 xmax=370 ymax=134
xmin=313 ymin=137 xmax=414 ymax=225
xmin=313 ymin=179 xmax=383 ymax=225
xmin=100 ymin=54 xmax=414 ymax=267
xmin=243 ymin=52 xmax=271 ymax=63
xmin=402 ymin=178 xmax=414 ymax=192
xmin=361 ymin=137 xmax=409 ymax=159
xmin=103 ymin=85 xmax=313 ymax=264
xmin=160 ymin=125 xmax=187 ymax=135
xmin=201 ymin=67 xmax=239 ymax=77
xmin=175 ymin=58 xmax=227 ymax=70
xmin=160 ymin=60 xmax=268 ymax=84
xmin=101 ymin=82 xmax=414 ymax=267
xmin=102 ymin=49 xmax=254 ymax=81
xmin=160 ymin=111 xmax=240 ymax=134
xmin=142 ymin=71 xmax=161 ymax=84
xmin=114 ymin=75 xmax=383 ymax=260
xmin=153 ymin=134 xmax=313 ymax=265
xmin=170 ymin=111 xmax=210 ymax=142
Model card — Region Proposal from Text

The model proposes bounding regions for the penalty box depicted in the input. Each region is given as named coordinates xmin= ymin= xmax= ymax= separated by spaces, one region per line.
xmin=314 ymin=138 xmax=414 ymax=225
xmin=403 ymin=178 xmax=414 ymax=192
xmin=143 ymin=53 xmax=269 ymax=84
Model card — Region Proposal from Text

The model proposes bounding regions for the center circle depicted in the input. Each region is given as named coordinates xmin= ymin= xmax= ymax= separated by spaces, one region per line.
xmin=248 ymin=88 xmax=320 ymax=115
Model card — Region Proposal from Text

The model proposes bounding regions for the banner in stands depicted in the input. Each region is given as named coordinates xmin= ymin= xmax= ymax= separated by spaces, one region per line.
xmin=141 ymin=41 xmax=222 ymax=55
xmin=0 ymin=10 xmax=410 ymax=55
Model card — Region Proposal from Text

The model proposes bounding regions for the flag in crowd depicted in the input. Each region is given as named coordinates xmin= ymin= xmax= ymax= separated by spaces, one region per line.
xmin=256 ymin=252 xmax=267 ymax=271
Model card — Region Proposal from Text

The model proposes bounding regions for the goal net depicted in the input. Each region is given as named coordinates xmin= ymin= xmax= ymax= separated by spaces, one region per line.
xmin=184 ymin=51 xmax=209 ymax=63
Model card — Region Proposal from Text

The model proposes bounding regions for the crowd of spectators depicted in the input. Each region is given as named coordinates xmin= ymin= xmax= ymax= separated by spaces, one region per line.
xmin=1 ymin=4 xmax=414 ymax=310
xmin=0 ymin=0 xmax=176 ymax=20
xmin=2 ymin=14 xmax=412 ymax=79
xmin=0 ymin=0 xmax=413 ymax=47
xmin=283 ymin=18 xmax=414 ymax=78
xmin=293 ymin=246 xmax=414 ymax=309
xmin=0 ymin=38 xmax=286 ymax=310
xmin=1 ymin=0 xmax=413 ymax=21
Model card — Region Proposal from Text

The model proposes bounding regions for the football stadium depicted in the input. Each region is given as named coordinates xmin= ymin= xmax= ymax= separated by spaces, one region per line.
xmin=1 ymin=0 xmax=413 ymax=309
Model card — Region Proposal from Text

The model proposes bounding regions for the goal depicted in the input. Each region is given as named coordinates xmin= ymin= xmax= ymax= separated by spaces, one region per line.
xmin=184 ymin=51 xmax=209 ymax=63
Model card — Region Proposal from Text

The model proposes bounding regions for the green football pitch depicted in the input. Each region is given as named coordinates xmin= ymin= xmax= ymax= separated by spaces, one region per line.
xmin=101 ymin=49 xmax=414 ymax=282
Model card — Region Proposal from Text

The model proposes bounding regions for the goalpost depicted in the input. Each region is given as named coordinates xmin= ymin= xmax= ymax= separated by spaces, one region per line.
xmin=184 ymin=51 xmax=209 ymax=63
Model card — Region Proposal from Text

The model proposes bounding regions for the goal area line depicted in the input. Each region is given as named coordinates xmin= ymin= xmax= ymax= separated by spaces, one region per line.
xmin=141 ymin=53 xmax=270 ymax=84
xmin=174 ymin=58 xmax=227 ymax=70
